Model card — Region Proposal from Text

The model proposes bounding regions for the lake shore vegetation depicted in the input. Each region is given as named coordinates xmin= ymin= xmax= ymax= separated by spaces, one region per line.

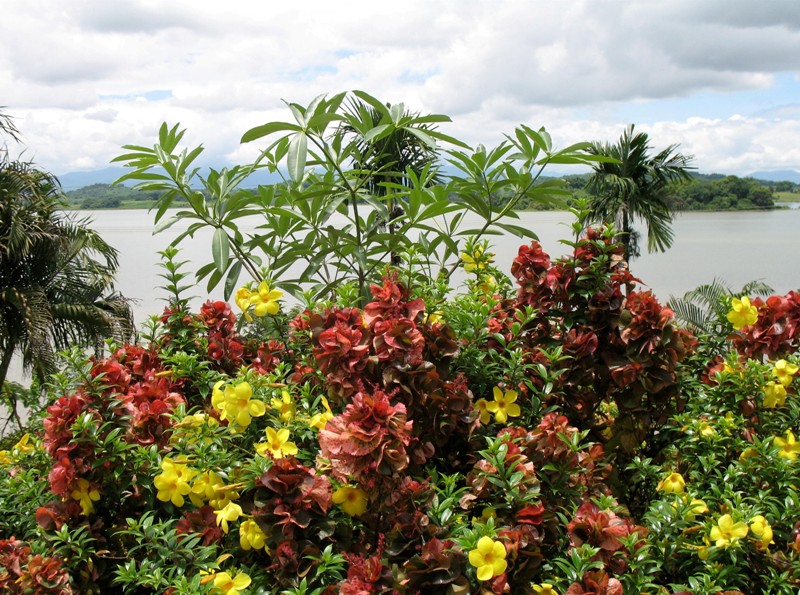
xmin=2 ymin=93 xmax=800 ymax=594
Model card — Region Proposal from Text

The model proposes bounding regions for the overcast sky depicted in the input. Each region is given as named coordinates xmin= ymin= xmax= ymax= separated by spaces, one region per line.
xmin=2 ymin=0 xmax=800 ymax=178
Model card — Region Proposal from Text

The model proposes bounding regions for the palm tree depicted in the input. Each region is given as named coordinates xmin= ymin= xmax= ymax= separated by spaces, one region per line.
xmin=585 ymin=124 xmax=693 ymax=261
xmin=341 ymin=98 xmax=444 ymax=267
xmin=0 ymin=116 xmax=134 ymax=393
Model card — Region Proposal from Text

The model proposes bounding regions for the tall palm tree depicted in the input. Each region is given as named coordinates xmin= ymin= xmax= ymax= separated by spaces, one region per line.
xmin=0 ymin=118 xmax=134 ymax=391
xmin=585 ymin=124 xmax=693 ymax=261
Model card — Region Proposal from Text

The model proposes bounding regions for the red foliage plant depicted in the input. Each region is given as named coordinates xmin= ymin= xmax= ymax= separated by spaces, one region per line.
xmin=489 ymin=231 xmax=696 ymax=453
xmin=731 ymin=291 xmax=800 ymax=359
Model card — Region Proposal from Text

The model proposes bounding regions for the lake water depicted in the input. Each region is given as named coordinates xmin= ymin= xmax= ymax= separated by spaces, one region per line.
xmin=91 ymin=206 xmax=800 ymax=325
xmin=5 ymin=205 xmax=800 ymax=387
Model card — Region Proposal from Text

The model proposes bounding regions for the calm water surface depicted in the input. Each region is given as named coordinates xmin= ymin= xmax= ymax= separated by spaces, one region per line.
xmin=4 ymin=207 xmax=800 ymax=388
xmin=88 ymin=207 xmax=800 ymax=325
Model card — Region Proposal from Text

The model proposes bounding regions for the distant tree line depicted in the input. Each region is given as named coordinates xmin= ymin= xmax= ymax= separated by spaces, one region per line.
xmin=66 ymin=174 xmax=797 ymax=212
xmin=65 ymin=183 xmax=168 ymax=209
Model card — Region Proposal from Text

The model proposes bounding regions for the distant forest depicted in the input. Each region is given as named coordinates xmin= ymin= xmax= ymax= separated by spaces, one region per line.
xmin=65 ymin=174 xmax=800 ymax=211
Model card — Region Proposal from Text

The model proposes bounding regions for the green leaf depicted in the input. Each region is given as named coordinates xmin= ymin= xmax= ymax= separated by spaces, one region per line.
xmin=212 ymin=227 xmax=230 ymax=273
xmin=223 ymin=261 xmax=243 ymax=301
xmin=287 ymin=133 xmax=308 ymax=182
xmin=240 ymin=121 xmax=302 ymax=144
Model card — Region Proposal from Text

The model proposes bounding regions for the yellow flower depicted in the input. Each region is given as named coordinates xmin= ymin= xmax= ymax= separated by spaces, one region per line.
xmin=235 ymin=287 xmax=252 ymax=312
xmin=308 ymin=397 xmax=333 ymax=430
xmin=332 ymin=485 xmax=369 ymax=516
xmin=726 ymin=296 xmax=758 ymax=330
xmin=0 ymin=451 xmax=11 ymax=466
xmin=773 ymin=359 xmax=799 ymax=387
xmin=688 ymin=497 xmax=709 ymax=516
xmin=749 ymin=515 xmax=774 ymax=551
xmin=209 ymin=483 xmax=240 ymax=511
xmin=532 ymin=584 xmax=558 ymax=595
xmin=424 ymin=310 xmax=444 ymax=325
xmin=468 ymin=536 xmax=508 ymax=581
xmin=477 ymin=275 xmax=498 ymax=294
xmin=12 ymin=433 xmax=36 ymax=456
xmin=239 ymin=519 xmax=268 ymax=551
xmin=211 ymin=570 xmax=251 ymax=595
xmin=474 ymin=399 xmax=492 ymax=425
xmin=698 ymin=422 xmax=716 ymax=437
xmin=249 ymin=281 xmax=283 ymax=317
xmin=709 ymin=513 xmax=748 ymax=548
xmin=70 ymin=478 xmax=100 ymax=516
xmin=763 ymin=381 xmax=788 ymax=408
xmin=739 ymin=447 xmax=759 ymax=461
xmin=485 ymin=387 xmax=521 ymax=424
xmin=255 ymin=427 xmax=298 ymax=459
xmin=215 ymin=501 xmax=243 ymax=534
xmin=461 ymin=245 xmax=489 ymax=273
xmin=213 ymin=381 xmax=266 ymax=428
xmin=657 ymin=472 xmax=685 ymax=494
xmin=189 ymin=470 xmax=225 ymax=508
xmin=774 ymin=430 xmax=800 ymax=460
xmin=696 ymin=534 xmax=712 ymax=560
xmin=154 ymin=457 xmax=195 ymax=508
xmin=271 ymin=390 xmax=296 ymax=422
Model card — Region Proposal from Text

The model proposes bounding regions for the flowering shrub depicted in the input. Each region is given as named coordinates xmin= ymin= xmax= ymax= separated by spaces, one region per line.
xmin=2 ymin=222 xmax=800 ymax=594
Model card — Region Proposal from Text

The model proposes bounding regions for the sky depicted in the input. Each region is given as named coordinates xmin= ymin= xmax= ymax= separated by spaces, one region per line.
xmin=2 ymin=0 xmax=800 ymax=178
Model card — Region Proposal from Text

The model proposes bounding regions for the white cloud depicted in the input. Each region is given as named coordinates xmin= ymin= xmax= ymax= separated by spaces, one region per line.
xmin=1 ymin=0 xmax=800 ymax=177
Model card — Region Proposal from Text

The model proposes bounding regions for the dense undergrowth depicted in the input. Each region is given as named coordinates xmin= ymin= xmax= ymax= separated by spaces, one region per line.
xmin=3 ymin=92 xmax=800 ymax=594
xmin=2 ymin=221 xmax=800 ymax=594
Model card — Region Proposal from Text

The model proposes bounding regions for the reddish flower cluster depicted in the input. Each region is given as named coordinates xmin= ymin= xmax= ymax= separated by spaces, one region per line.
xmin=0 ymin=537 xmax=72 ymax=594
xmin=731 ymin=291 xmax=800 ymax=359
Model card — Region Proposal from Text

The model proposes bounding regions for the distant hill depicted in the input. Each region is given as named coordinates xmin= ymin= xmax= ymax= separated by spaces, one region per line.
xmin=56 ymin=166 xmax=284 ymax=191
xmin=747 ymin=169 xmax=800 ymax=183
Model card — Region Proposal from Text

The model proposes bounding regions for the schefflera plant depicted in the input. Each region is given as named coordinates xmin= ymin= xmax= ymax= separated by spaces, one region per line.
xmin=113 ymin=90 xmax=607 ymax=305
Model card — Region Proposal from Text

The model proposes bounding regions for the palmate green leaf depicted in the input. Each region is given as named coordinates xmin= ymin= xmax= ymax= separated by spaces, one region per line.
xmin=212 ymin=228 xmax=230 ymax=273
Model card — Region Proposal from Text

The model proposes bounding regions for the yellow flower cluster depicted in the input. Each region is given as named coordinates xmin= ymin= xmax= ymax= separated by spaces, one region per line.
xmin=154 ymin=458 xmax=239 ymax=511
xmin=460 ymin=244 xmax=493 ymax=273
xmin=475 ymin=387 xmax=521 ymax=425
xmin=235 ymin=281 xmax=283 ymax=321
xmin=0 ymin=433 xmax=37 ymax=466
xmin=212 ymin=380 xmax=266 ymax=429
xmin=749 ymin=515 xmax=774 ymax=551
